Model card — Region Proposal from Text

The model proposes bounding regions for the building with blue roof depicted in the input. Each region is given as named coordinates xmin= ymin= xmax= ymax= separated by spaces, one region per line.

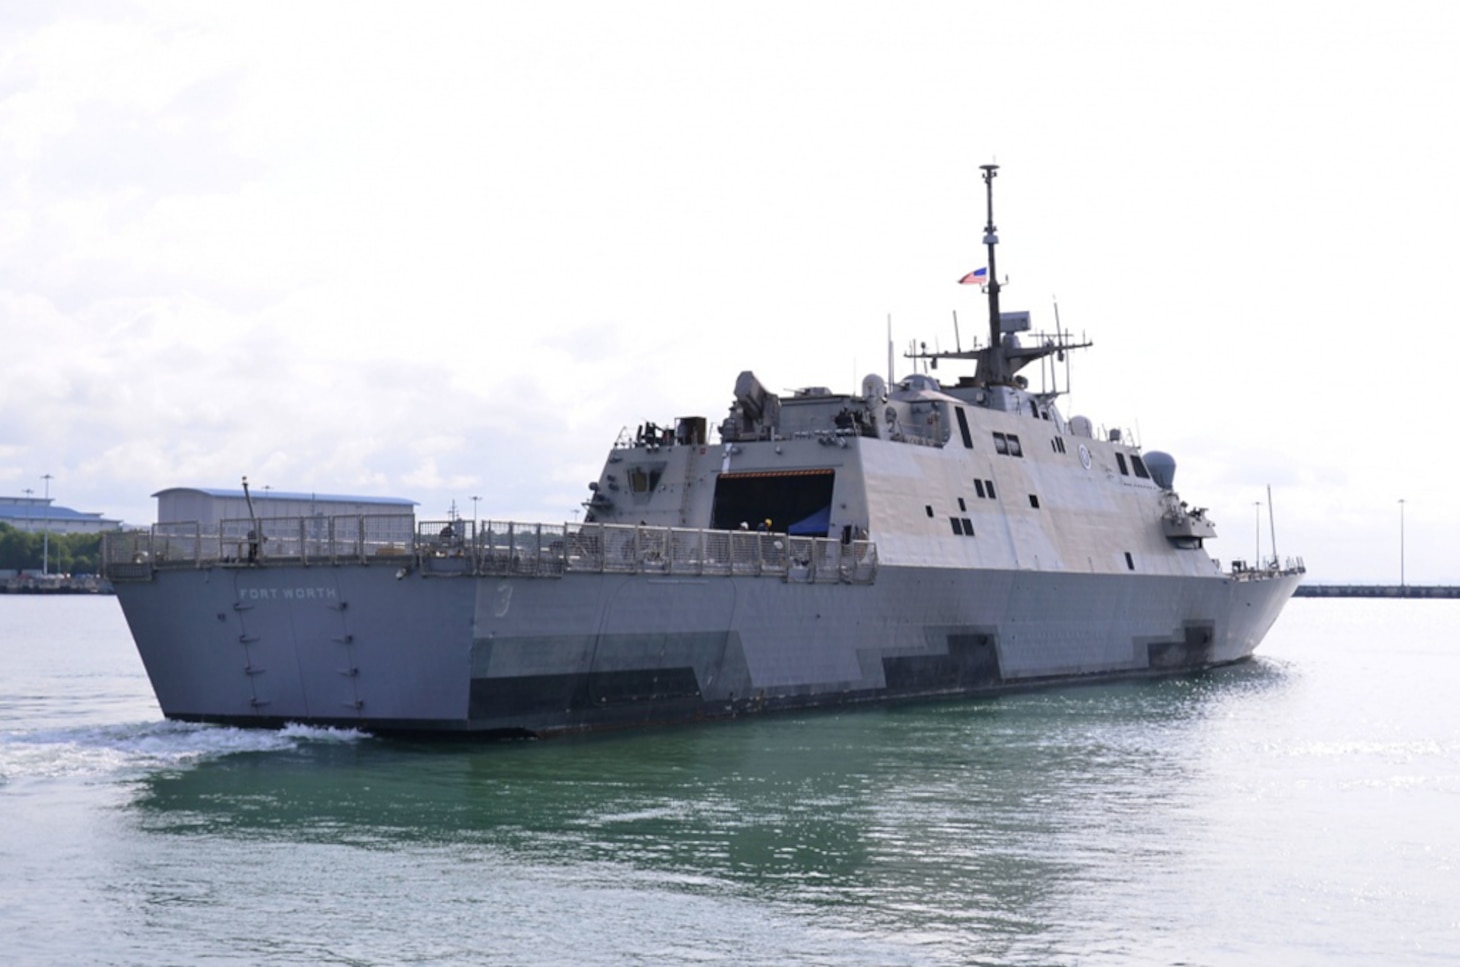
xmin=0 ymin=496 xmax=121 ymax=534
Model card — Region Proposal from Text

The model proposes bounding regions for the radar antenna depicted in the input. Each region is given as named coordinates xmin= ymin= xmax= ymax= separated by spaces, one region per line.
xmin=980 ymin=164 xmax=1008 ymax=383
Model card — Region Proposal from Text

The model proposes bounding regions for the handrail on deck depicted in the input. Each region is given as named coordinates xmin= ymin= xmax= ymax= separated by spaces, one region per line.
xmin=1227 ymin=555 xmax=1306 ymax=580
xmin=103 ymin=516 xmax=879 ymax=585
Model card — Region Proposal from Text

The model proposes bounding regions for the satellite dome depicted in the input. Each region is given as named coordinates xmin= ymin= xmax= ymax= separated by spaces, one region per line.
xmin=1144 ymin=451 xmax=1177 ymax=490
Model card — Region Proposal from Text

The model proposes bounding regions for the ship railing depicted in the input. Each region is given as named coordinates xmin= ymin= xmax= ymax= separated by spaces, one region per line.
xmin=103 ymin=516 xmax=879 ymax=585
xmin=101 ymin=514 xmax=418 ymax=577
xmin=102 ymin=528 xmax=167 ymax=580
xmin=483 ymin=521 xmax=567 ymax=577
xmin=416 ymin=520 xmax=568 ymax=577
xmin=216 ymin=515 xmax=417 ymax=565
xmin=408 ymin=518 xmax=879 ymax=582
xmin=886 ymin=424 xmax=945 ymax=447
xmin=1227 ymin=555 xmax=1307 ymax=580
xmin=545 ymin=522 xmax=876 ymax=583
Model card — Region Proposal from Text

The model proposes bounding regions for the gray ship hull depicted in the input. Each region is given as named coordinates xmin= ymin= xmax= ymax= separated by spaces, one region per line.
xmin=114 ymin=561 xmax=1301 ymax=736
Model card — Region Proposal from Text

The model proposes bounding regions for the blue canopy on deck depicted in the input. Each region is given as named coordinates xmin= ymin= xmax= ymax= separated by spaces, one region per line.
xmin=787 ymin=505 xmax=831 ymax=535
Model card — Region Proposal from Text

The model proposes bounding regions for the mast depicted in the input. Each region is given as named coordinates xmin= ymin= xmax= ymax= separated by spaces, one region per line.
xmin=906 ymin=165 xmax=1090 ymax=388
xmin=980 ymin=163 xmax=1007 ymax=384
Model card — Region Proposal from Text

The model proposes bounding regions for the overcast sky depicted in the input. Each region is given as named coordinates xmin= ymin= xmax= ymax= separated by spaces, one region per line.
xmin=3 ymin=1 xmax=1458 ymax=583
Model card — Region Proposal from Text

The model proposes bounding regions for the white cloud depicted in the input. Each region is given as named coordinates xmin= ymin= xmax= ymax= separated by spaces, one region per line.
xmin=2 ymin=1 xmax=1460 ymax=581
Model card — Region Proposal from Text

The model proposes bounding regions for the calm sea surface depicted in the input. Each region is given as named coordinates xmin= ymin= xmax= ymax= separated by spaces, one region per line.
xmin=1 ymin=596 xmax=1457 ymax=966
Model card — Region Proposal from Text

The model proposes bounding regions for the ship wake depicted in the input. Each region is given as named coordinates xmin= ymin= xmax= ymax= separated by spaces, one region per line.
xmin=0 ymin=719 xmax=370 ymax=781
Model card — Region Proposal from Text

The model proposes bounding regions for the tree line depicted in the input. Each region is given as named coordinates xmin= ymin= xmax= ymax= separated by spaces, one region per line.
xmin=0 ymin=524 xmax=104 ymax=575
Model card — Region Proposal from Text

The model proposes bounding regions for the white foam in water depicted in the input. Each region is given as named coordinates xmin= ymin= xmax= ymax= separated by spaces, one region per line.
xmin=277 ymin=722 xmax=372 ymax=743
xmin=0 ymin=719 xmax=371 ymax=781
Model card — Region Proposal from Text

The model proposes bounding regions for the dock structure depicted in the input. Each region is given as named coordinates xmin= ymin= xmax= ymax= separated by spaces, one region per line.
xmin=1294 ymin=585 xmax=1460 ymax=599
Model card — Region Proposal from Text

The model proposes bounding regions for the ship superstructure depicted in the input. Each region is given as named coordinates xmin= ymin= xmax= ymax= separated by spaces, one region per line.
xmin=104 ymin=166 xmax=1303 ymax=735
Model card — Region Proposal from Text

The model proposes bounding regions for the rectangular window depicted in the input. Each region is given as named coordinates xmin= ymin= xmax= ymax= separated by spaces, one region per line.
xmin=925 ymin=505 xmax=934 ymax=517
xmin=974 ymin=479 xmax=986 ymax=499
xmin=1124 ymin=551 xmax=1135 ymax=570
xmin=955 ymin=407 xmax=974 ymax=449
xmin=1131 ymin=454 xmax=1150 ymax=479
xmin=962 ymin=517 xmax=974 ymax=536
xmin=957 ymin=497 xmax=967 ymax=511
xmin=993 ymin=432 xmax=1008 ymax=455
xmin=1116 ymin=452 xmax=1129 ymax=476
xmin=1007 ymin=434 xmax=1023 ymax=457
xmin=985 ymin=479 xmax=997 ymax=500
xmin=1028 ymin=494 xmax=1040 ymax=509
xmin=951 ymin=517 xmax=964 ymax=536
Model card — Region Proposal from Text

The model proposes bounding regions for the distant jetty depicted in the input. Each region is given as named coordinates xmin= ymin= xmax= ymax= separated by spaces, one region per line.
xmin=1 ymin=573 xmax=114 ymax=595
xmin=1295 ymin=584 xmax=1460 ymax=599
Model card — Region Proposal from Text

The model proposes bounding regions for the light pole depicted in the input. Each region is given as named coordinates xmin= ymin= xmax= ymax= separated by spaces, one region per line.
xmin=471 ymin=495 xmax=480 ymax=538
xmin=41 ymin=473 xmax=53 ymax=575
xmin=1254 ymin=500 xmax=1262 ymax=567
xmin=1399 ymin=498 xmax=1406 ymax=590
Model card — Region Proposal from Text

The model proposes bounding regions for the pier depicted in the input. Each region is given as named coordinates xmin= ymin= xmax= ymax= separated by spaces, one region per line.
xmin=1295 ymin=584 xmax=1460 ymax=599
xmin=1 ymin=573 xmax=113 ymax=594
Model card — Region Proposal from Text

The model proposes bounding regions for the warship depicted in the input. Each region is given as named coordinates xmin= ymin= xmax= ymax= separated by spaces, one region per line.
xmin=104 ymin=165 xmax=1305 ymax=736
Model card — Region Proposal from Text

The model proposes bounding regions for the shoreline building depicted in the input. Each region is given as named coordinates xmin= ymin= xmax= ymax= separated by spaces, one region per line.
xmin=0 ymin=495 xmax=122 ymax=534
xmin=153 ymin=487 xmax=417 ymax=528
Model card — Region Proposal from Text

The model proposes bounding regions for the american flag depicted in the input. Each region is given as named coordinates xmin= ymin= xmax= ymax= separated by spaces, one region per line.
xmin=958 ymin=268 xmax=988 ymax=285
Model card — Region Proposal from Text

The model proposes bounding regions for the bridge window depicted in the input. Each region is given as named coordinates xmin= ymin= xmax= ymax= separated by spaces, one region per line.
xmin=1131 ymin=454 xmax=1150 ymax=479
xmin=993 ymin=432 xmax=1023 ymax=457
xmin=955 ymin=407 xmax=974 ymax=449
xmin=1116 ymin=453 xmax=1129 ymax=476
xmin=628 ymin=466 xmax=664 ymax=493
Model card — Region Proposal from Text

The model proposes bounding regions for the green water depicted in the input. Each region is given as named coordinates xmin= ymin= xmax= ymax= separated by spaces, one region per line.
xmin=2 ymin=597 xmax=1457 ymax=965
